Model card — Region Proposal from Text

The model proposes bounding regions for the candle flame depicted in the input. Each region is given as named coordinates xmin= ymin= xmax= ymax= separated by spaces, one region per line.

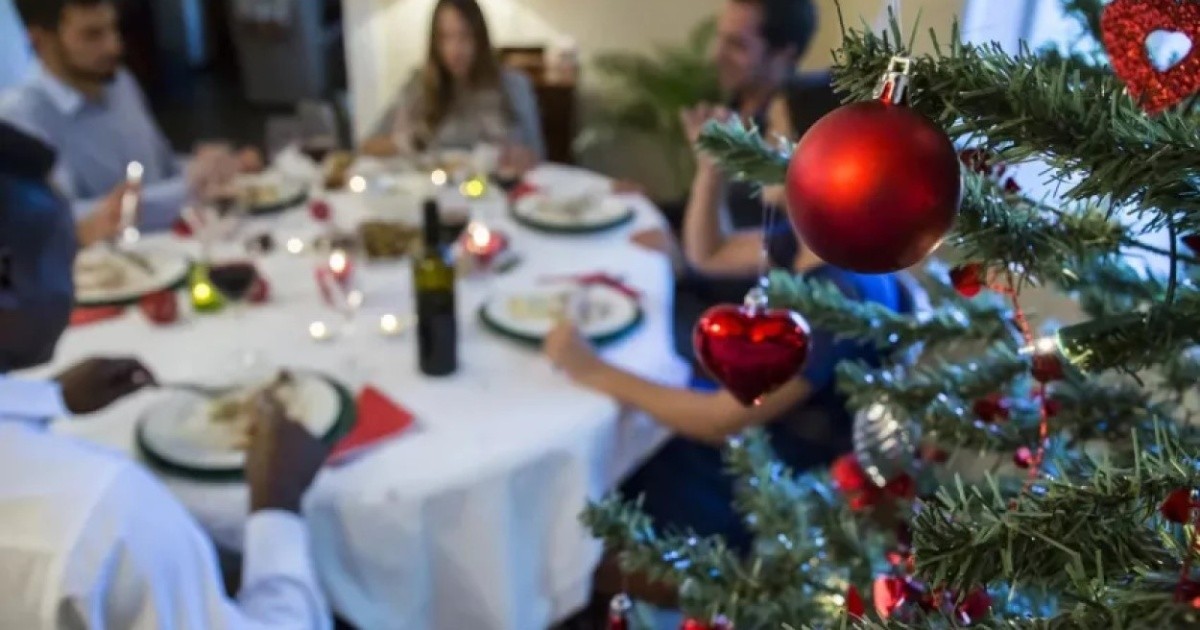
xmin=468 ymin=223 xmax=491 ymax=249
xmin=329 ymin=250 xmax=348 ymax=274
xmin=431 ymin=169 xmax=448 ymax=186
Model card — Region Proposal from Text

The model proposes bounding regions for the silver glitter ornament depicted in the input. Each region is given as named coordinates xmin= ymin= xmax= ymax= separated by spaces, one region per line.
xmin=853 ymin=400 xmax=921 ymax=487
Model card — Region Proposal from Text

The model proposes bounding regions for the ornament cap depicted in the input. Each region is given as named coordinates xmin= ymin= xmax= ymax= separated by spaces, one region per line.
xmin=743 ymin=286 xmax=769 ymax=311
xmin=609 ymin=593 xmax=632 ymax=616
xmin=873 ymin=56 xmax=913 ymax=105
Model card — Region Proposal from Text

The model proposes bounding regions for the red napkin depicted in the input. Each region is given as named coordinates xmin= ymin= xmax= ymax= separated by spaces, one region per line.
xmin=70 ymin=305 xmax=125 ymax=326
xmin=327 ymin=386 xmax=415 ymax=465
xmin=508 ymin=181 xmax=541 ymax=201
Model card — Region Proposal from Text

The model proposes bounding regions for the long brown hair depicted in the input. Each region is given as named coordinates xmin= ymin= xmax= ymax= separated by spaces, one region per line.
xmin=419 ymin=0 xmax=511 ymax=136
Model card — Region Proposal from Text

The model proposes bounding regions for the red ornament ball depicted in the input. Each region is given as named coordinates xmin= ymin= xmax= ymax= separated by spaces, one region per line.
xmin=972 ymin=393 xmax=1010 ymax=423
xmin=831 ymin=453 xmax=871 ymax=494
xmin=1161 ymin=487 xmax=1196 ymax=524
xmin=693 ymin=303 xmax=810 ymax=406
xmin=955 ymin=588 xmax=992 ymax=625
xmin=950 ymin=263 xmax=985 ymax=298
xmin=785 ymin=100 xmax=960 ymax=274
xmin=1013 ymin=446 xmax=1035 ymax=469
xmin=1031 ymin=354 xmax=1065 ymax=383
xmin=138 ymin=290 xmax=179 ymax=325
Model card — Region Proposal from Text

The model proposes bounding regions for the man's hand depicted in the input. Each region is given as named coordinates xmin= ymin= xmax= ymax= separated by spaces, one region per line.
xmin=245 ymin=392 xmax=330 ymax=514
xmin=187 ymin=143 xmax=240 ymax=200
xmin=237 ymin=147 xmax=265 ymax=173
xmin=55 ymin=357 xmax=155 ymax=415
xmin=543 ymin=320 xmax=605 ymax=384
xmin=76 ymin=182 xmax=134 ymax=247
xmin=679 ymin=104 xmax=732 ymax=148
xmin=360 ymin=135 xmax=400 ymax=158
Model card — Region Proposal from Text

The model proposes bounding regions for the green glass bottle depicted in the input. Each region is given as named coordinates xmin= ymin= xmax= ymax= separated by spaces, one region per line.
xmin=413 ymin=199 xmax=458 ymax=376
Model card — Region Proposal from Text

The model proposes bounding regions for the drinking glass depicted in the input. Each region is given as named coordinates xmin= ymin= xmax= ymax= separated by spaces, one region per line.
xmin=297 ymin=100 xmax=341 ymax=200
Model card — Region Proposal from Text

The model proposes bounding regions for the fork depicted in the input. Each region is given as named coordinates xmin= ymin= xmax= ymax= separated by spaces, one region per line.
xmin=158 ymin=382 xmax=238 ymax=399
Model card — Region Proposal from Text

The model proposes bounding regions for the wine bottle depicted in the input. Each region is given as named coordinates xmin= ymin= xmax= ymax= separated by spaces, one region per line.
xmin=413 ymin=199 xmax=458 ymax=376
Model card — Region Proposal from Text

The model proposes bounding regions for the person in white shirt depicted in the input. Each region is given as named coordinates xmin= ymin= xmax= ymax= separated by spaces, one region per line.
xmin=0 ymin=120 xmax=330 ymax=629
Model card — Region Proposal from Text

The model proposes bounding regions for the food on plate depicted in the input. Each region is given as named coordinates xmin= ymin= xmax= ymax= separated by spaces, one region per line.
xmin=73 ymin=249 xmax=152 ymax=292
xmin=239 ymin=181 xmax=282 ymax=207
xmin=505 ymin=291 xmax=611 ymax=325
xmin=206 ymin=371 xmax=300 ymax=450
xmin=359 ymin=221 xmax=420 ymax=260
xmin=325 ymin=151 xmax=356 ymax=189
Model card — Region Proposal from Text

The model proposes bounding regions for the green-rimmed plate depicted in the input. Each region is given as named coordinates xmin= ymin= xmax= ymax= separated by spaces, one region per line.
xmin=136 ymin=373 xmax=355 ymax=481
xmin=74 ymin=247 xmax=192 ymax=308
xmin=478 ymin=283 xmax=644 ymax=346
xmin=510 ymin=193 xmax=634 ymax=234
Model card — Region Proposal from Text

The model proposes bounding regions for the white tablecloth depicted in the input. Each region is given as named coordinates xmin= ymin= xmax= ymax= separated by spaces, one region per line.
xmin=32 ymin=165 xmax=690 ymax=629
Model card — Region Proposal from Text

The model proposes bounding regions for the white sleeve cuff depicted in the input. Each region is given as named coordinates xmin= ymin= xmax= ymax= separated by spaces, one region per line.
xmin=242 ymin=510 xmax=318 ymax=589
xmin=0 ymin=377 xmax=69 ymax=420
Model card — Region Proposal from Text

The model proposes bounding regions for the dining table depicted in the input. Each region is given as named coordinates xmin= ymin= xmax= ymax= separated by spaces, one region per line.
xmin=27 ymin=160 xmax=691 ymax=630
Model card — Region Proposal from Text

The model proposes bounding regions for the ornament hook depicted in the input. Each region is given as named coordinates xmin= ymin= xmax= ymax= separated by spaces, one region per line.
xmin=873 ymin=56 xmax=913 ymax=105
xmin=743 ymin=285 xmax=769 ymax=312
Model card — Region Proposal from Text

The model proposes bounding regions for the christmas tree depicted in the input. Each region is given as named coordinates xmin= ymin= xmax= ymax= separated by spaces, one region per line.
xmin=584 ymin=1 xmax=1200 ymax=627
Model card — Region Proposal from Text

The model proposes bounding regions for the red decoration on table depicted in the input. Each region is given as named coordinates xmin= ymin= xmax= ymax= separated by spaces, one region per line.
xmin=955 ymin=588 xmax=992 ymax=625
xmin=171 ymin=217 xmax=192 ymax=238
xmin=70 ymin=305 xmax=125 ymax=327
xmin=694 ymin=291 xmax=810 ymax=407
xmin=309 ymin=199 xmax=332 ymax=222
xmin=972 ymin=393 xmax=1010 ymax=423
xmin=1031 ymin=354 xmax=1065 ymax=383
xmin=1161 ymin=488 xmax=1196 ymax=524
xmin=540 ymin=272 xmax=641 ymax=300
xmin=846 ymin=585 xmax=866 ymax=618
xmin=459 ymin=224 xmax=510 ymax=267
xmin=508 ymin=181 xmax=541 ymax=201
xmin=950 ymin=263 xmax=985 ymax=298
xmin=1100 ymin=0 xmax=1200 ymax=114
xmin=138 ymin=290 xmax=179 ymax=325
xmin=785 ymin=59 xmax=960 ymax=274
xmin=247 ymin=276 xmax=271 ymax=304
xmin=327 ymin=386 xmax=416 ymax=465
xmin=1013 ymin=446 xmax=1035 ymax=469
xmin=873 ymin=575 xmax=908 ymax=618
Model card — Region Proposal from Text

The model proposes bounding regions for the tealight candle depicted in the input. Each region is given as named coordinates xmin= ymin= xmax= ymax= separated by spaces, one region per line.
xmin=460 ymin=222 xmax=508 ymax=268
xmin=286 ymin=237 xmax=305 ymax=255
xmin=188 ymin=266 xmax=224 ymax=313
xmin=459 ymin=176 xmax=487 ymax=199
xmin=308 ymin=321 xmax=333 ymax=342
xmin=430 ymin=169 xmax=448 ymax=187
xmin=379 ymin=313 xmax=407 ymax=336
xmin=327 ymin=249 xmax=354 ymax=285
xmin=348 ymin=175 xmax=368 ymax=193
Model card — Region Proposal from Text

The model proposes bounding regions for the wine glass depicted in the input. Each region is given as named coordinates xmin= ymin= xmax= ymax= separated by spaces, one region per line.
xmin=297 ymin=100 xmax=341 ymax=199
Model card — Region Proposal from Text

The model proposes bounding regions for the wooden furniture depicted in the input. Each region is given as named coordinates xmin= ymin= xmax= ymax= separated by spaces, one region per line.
xmin=500 ymin=46 xmax=578 ymax=165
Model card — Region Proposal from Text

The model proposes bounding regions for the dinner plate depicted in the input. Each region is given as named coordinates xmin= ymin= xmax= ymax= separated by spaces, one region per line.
xmin=136 ymin=372 xmax=354 ymax=479
xmin=73 ymin=246 xmax=191 ymax=307
xmin=479 ymin=283 xmax=643 ymax=345
xmin=236 ymin=171 xmax=308 ymax=215
xmin=510 ymin=192 xmax=634 ymax=234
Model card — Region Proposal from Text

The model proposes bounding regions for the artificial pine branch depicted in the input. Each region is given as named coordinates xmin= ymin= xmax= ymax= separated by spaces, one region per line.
xmin=766 ymin=269 xmax=1015 ymax=351
xmin=696 ymin=117 xmax=788 ymax=185
xmin=1056 ymin=290 xmax=1200 ymax=372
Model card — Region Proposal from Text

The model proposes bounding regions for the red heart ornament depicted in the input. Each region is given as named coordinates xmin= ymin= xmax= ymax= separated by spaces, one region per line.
xmin=1101 ymin=0 xmax=1200 ymax=114
xmin=693 ymin=303 xmax=810 ymax=406
xmin=873 ymin=575 xmax=908 ymax=618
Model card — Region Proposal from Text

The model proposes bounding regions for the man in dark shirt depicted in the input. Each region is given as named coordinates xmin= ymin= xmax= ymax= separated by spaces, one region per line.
xmin=671 ymin=0 xmax=840 ymax=370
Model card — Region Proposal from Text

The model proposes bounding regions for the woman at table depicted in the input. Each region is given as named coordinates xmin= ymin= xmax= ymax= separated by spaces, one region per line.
xmin=360 ymin=0 xmax=544 ymax=166
xmin=543 ymin=90 xmax=907 ymax=555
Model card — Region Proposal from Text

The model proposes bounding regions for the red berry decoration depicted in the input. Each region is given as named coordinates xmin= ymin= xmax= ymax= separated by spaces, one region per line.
xmin=955 ymin=588 xmax=992 ymax=625
xmin=1031 ymin=354 xmax=1065 ymax=383
xmin=846 ymin=585 xmax=866 ymax=619
xmin=309 ymin=199 xmax=332 ymax=222
xmin=247 ymin=275 xmax=271 ymax=304
xmin=972 ymin=393 xmax=1010 ymax=423
xmin=950 ymin=263 xmax=985 ymax=298
xmin=784 ymin=61 xmax=959 ymax=274
xmin=831 ymin=454 xmax=871 ymax=494
xmin=1013 ymin=446 xmax=1035 ymax=469
xmin=694 ymin=292 xmax=811 ymax=406
xmin=1161 ymin=488 xmax=1196 ymax=524
xmin=1100 ymin=0 xmax=1200 ymax=114
xmin=873 ymin=575 xmax=908 ymax=618
xmin=138 ymin=290 xmax=179 ymax=325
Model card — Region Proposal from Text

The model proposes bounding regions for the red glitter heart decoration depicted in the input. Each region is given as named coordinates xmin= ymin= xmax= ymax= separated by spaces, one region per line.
xmin=693 ymin=302 xmax=810 ymax=406
xmin=1101 ymin=0 xmax=1200 ymax=114
xmin=873 ymin=575 xmax=908 ymax=618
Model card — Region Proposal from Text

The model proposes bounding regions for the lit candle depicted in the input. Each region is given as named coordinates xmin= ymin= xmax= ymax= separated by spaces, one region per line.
xmin=308 ymin=321 xmax=333 ymax=342
xmin=459 ymin=176 xmax=487 ymax=199
xmin=348 ymin=175 xmax=367 ymax=193
xmin=188 ymin=266 xmax=224 ymax=313
xmin=461 ymin=222 xmax=508 ymax=268
xmin=327 ymin=249 xmax=354 ymax=285
xmin=286 ymin=237 xmax=305 ymax=255
xmin=379 ymin=313 xmax=407 ymax=336
xmin=430 ymin=169 xmax=448 ymax=187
